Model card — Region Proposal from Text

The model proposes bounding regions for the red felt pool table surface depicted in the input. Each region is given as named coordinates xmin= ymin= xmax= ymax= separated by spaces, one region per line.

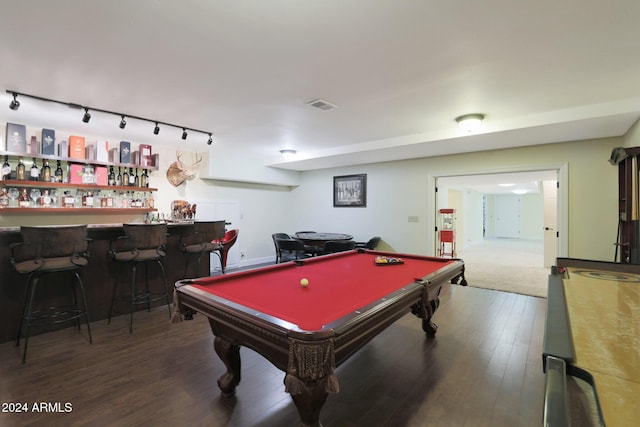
xmin=188 ymin=250 xmax=457 ymax=331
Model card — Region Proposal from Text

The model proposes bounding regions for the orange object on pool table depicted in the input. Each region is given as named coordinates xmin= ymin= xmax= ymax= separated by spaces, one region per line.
xmin=174 ymin=249 xmax=466 ymax=427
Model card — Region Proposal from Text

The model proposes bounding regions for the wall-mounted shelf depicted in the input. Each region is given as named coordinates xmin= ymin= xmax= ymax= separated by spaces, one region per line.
xmin=1 ymin=180 xmax=156 ymax=192
xmin=0 ymin=150 xmax=158 ymax=171
xmin=0 ymin=207 xmax=157 ymax=214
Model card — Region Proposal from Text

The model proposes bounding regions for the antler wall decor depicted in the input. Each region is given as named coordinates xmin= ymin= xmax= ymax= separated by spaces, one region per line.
xmin=166 ymin=149 xmax=203 ymax=187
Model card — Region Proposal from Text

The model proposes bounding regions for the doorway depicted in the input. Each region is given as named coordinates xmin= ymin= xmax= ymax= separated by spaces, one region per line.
xmin=431 ymin=167 xmax=567 ymax=295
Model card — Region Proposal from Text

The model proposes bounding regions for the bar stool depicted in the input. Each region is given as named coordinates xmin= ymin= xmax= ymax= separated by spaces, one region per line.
xmin=10 ymin=225 xmax=92 ymax=363
xmin=180 ymin=221 xmax=224 ymax=277
xmin=108 ymin=223 xmax=171 ymax=333
xmin=212 ymin=229 xmax=239 ymax=273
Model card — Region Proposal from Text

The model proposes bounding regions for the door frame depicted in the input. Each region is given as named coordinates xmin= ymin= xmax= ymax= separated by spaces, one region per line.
xmin=427 ymin=162 xmax=568 ymax=260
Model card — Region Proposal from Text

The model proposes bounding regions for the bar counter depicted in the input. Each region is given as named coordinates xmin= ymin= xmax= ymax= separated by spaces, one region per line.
xmin=0 ymin=221 xmax=225 ymax=343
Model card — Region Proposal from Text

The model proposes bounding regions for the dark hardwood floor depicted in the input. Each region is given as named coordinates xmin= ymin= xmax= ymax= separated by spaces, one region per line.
xmin=0 ymin=284 xmax=546 ymax=427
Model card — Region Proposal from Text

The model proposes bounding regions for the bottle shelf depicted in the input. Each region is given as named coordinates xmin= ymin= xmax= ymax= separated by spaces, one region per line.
xmin=0 ymin=150 xmax=158 ymax=171
xmin=0 ymin=207 xmax=157 ymax=214
xmin=1 ymin=180 xmax=156 ymax=192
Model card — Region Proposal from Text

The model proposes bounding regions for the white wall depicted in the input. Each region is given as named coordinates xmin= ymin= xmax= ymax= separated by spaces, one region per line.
xmin=0 ymin=120 xmax=624 ymax=264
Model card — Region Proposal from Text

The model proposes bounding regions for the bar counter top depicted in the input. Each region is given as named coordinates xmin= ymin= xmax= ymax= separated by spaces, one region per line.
xmin=0 ymin=221 xmax=225 ymax=343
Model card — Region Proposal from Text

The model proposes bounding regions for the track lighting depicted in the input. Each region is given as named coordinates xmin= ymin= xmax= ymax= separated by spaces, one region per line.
xmin=5 ymin=89 xmax=214 ymax=145
xmin=9 ymin=93 xmax=20 ymax=110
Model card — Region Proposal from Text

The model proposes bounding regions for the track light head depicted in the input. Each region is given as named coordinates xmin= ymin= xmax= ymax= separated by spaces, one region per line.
xmin=181 ymin=128 xmax=188 ymax=140
xmin=119 ymin=116 xmax=126 ymax=129
xmin=207 ymin=134 xmax=213 ymax=145
xmin=9 ymin=93 xmax=20 ymax=110
xmin=82 ymin=108 xmax=91 ymax=123
xmin=153 ymin=122 xmax=160 ymax=135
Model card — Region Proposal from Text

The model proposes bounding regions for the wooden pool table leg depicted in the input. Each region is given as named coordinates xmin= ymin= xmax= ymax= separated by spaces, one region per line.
xmin=213 ymin=336 xmax=241 ymax=397
xmin=285 ymin=374 xmax=329 ymax=427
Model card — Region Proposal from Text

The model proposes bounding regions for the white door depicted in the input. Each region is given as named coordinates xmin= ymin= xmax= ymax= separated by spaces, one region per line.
xmin=543 ymin=180 xmax=558 ymax=268
xmin=495 ymin=195 xmax=520 ymax=238
xmin=193 ymin=199 xmax=241 ymax=272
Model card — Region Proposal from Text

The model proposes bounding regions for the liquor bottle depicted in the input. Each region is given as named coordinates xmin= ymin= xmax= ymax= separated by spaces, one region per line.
xmin=40 ymin=189 xmax=52 ymax=207
xmin=108 ymin=166 xmax=116 ymax=186
xmin=147 ymin=191 xmax=154 ymax=209
xmin=140 ymin=169 xmax=149 ymax=188
xmin=54 ymin=160 xmax=64 ymax=182
xmin=16 ymin=158 xmax=26 ymax=180
xmin=128 ymin=167 xmax=135 ymax=186
xmin=29 ymin=158 xmax=39 ymax=181
xmin=1 ymin=156 xmax=11 ymax=180
xmin=115 ymin=167 xmax=122 ymax=186
xmin=82 ymin=190 xmax=94 ymax=207
xmin=18 ymin=188 xmax=30 ymax=207
xmin=134 ymin=168 xmax=140 ymax=187
xmin=0 ymin=187 xmax=9 ymax=207
xmin=41 ymin=159 xmax=51 ymax=182
xmin=122 ymin=168 xmax=129 ymax=187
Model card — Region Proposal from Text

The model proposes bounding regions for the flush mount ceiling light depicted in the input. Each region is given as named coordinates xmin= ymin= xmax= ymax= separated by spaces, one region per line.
xmin=279 ymin=149 xmax=297 ymax=159
xmin=455 ymin=113 xmax=485 ymax=132
xmin=82 ymin=108 xmax=91 ymax=123
xmin=119 ymin=115 xmax=127 ymax=129
xmin=9 ymin=92 xmax=20 ymax=110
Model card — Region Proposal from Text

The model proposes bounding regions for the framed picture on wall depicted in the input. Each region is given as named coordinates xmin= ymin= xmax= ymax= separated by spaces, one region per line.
xmin=334 ymin=174 xmax=367 ymax=207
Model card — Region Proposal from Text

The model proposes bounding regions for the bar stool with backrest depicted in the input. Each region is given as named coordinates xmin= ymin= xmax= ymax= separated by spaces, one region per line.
xmin=108 ymin=223 xmax=171 ymax=333
xmin=10 ymin=225 xmax=92 ymax=363
xmin=180 ymin=221 xmax=225 ymax=277
xmin=212 ymin=229 xmax=239 ymax=273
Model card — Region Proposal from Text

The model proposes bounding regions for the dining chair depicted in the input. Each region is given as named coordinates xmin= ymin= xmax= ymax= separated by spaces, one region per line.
xmin=355 ymin=236 xmax=381 ymax=250
xmin=322 ymin=240 xmax=356 ymax=255
xmin=272 ymin=233 xmax=291 ymax=263
xmin=276 ymin=238 xmax=309 ymax=262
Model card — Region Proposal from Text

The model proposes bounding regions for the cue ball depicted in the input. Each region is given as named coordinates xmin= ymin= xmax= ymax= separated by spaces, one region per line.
xmin=300 ymin=278 xmax=309 ymax=287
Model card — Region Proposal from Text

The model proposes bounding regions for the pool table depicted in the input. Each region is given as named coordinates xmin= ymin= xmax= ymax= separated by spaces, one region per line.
xmin=174 ymin=249 xmax=466 ymax=426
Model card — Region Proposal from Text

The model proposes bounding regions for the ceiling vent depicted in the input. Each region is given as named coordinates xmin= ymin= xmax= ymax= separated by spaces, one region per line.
xmin=306 ymin=98 xmax=338 ymax=111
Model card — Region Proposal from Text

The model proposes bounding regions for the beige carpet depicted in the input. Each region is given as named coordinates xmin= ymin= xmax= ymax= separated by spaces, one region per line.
xmin=455 ymin=238 xmax=549 ymax=298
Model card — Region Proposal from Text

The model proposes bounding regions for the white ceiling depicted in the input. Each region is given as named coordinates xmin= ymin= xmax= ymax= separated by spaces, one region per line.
xmin=1 ymin=1 xmax=639 ymax=174
xmin=438 ymin=170 xmax=557 ymax=195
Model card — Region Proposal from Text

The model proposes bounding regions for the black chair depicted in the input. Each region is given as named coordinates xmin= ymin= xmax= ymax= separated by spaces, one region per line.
xmin=355 ymin=236 xmax=381 ymax=250
xmin=10 ymin=225 xmax=92 ymax=363
xmin=276 ymin=238 xmax=310 ymax=262
xmin=272 ymin=233 xmax=291 ymax=263
xmin=108 ymin=223 xmax=171 ymax=333
xmin=181 ymin=221 xmax=225 ymax=277
xmin=322 ymin=240 xmax=356 ymax=254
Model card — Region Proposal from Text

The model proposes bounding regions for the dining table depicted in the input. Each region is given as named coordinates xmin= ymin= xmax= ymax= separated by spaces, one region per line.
xmin=293 ymin=232 xmax=353 ymax=249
